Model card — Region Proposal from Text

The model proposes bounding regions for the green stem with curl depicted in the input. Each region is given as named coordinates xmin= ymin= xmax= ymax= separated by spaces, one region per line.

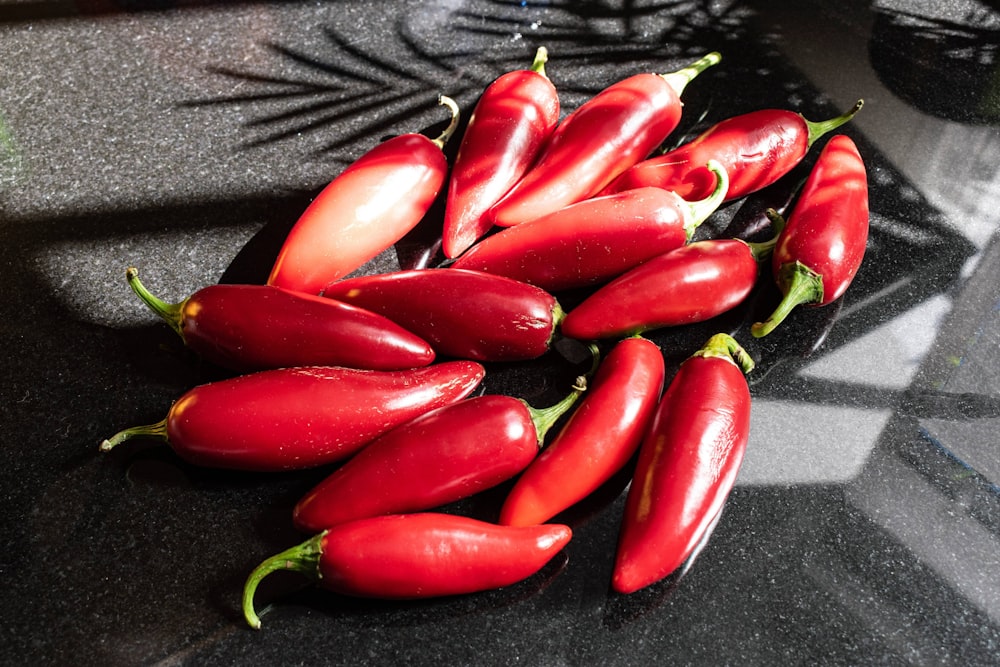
xmin=99 ymin=417 xmax=168 ymax=452
xmin=806 ymin=100 xmax=863 ymax=147
xmin=432 ymin=96 xmax=461 ymax=149
xmin=682 ymin=159 xmax=729 ymax=239
xmin=125 ymin=267 xmax=186 ymax=340
xmin=531 ymin=46 xmax=549 ymax=77
xmin=742 ymin=207 xmax=787 ymax=262
xmin=660 ymin=52 xmax=722 ymax=96
xmin=691 ymin=333 xmax=755 ymax=375
xmin=750 ymin=260 xmax=824 ymax=338
xmin=243 ymin=532 xmax=326 ymax=630
xmin=523 ymin=375 xmax=588 ymax=446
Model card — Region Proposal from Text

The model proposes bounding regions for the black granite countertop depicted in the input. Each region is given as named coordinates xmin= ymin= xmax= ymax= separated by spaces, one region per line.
xmin=3 ymin=0 xmax=1000 ymax=664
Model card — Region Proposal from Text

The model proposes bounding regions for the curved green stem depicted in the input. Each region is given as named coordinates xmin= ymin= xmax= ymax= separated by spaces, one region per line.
xmin=432 ymin=96 xmax=461 ymax=149
xmin=126 ymin=267 xmax=185 ymax=340
xmin=743 ymin=207 xmax=787 ymax=261
xmin=242 ymin=532 xmax=326 ymax=630
xmin=99 ymin=417 xmax=168 ymax=452
xmin=660 ymin=51 xmax=722 ymax=96
xmin=750 ymin=261 xmax=824 ymax=338
xmin=531 ymin=46 xmax=549 ymax=77
xmin=683 ymin=159 xmax=729 ymax=239
xmin=806 ymin=99 xmax=863 ymax=147
xmin=692 ymin=333 xmax=755 ymax=375
xmin=524 ymin=375 xmax=588 ymax=445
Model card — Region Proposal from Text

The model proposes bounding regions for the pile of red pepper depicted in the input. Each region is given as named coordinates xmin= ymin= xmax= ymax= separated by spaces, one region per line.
xmin=100 ymin=46 xmax=870 ymax=629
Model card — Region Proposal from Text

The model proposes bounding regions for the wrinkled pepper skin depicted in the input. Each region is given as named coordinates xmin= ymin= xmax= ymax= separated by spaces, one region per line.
xmin=612 ymin=334 xmax=753 ymax=594
xmin=100 ymin=361 xmax=485 ymax=471
xmin=499 ymin=337 xmax=665 ymax=527
xmin=752 ymin=134 xmax=869 ymax=337
xmin=322 ymin=268 xmax=562 ymax=362
xmin=268 ymin=98 xmax=459 ymax=295
xmin=488 ymin=52 xmax=721 ymax=227
xmin=443 ymin=46 xmax=560 ymax=258
xmin=600 ymin=101 xmax=863 ymax=201
xmin=243 ymin=513 xmax=573 ymax=628
xmin=124 ymin=268 xmax=434 ymax=372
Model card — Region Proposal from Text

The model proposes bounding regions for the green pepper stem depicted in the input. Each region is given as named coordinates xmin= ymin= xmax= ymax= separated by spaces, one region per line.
xmin=126 ymin=267 xmax=185 ymax=340
xmin=743 ymin=207 xmax=787 ymax=261
xmin=683 ymin=160 xmax=729 ymax=239
xmin=750 ymin=260 xmax=824 ymax=338
xmin=242 ymin=532 xmax=326 ymax=630
xmin=432 ymin=96 xmax=461 ymax=149
xmin=660 ymin=51 xmax=722 ymax=96
xmin=692 ymin=333 xmax=755 ymax=374
xmin=99 ymin=417 xmax=169 ymax=452
xmin=524 ymin=375 xmax=588 ymax=446
xmin=806 ymin=99 xmax=863 ymax=147
xmin=531 ymin=46 xmax=549 ymax=77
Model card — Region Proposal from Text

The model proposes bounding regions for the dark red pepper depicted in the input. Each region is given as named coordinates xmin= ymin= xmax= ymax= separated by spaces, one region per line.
xmin=600 ymin=100 xmax=863 ymax=201
xmin=267 ymin=97 xmax=460 ymax=295
xmin=99 ymin=361 xmax=485 ymax=471
xmin=751 ymin=134 xmax=869 ymax=337
xmin=499 ymin=337 xmax=664 ymax=527
xmin=293 ymin=379 xmax=585 ymax=533
xmin=322 ymin=268 xmax=562 ymax=362
xmin=123 ymin=267 xmax=434 ymax=372
xmin=443 ymin=46 xmax=560 ymax=258
xmin=559 ymin=224 xmax=780 ymax=341
xmin=612 ymin=333 xmax=753 ymax=594
xmin=242 ymin=513 xmax=573 ymax=629
xmin=487 ymin=52 xmax=721 ymax=227
xmin=450 ymin=162 xmax=727 ymax=293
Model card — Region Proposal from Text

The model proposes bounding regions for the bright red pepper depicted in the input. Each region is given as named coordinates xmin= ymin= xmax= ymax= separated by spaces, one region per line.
xmin=751 ymin=134 xmax=869 ymax=337
xmin=450 ymin=162 xmax=727 ymax=293
xmin=123 ymin=267 xmax=434 ymax=372
xmin=600 ymin=100 xmax=863 ymax=201
xmin=99 ymin=361 xmax=485 ymax=471
xmin=499 ymin=337 xmax=664 ymax=527
xmin=293 ymin=379 xmax=585 ymax=533
xmin=487 ymin=52 xmax=721 ymax=227
xmin=443 ymin=46 xmax=560 ymax=258
xmin=267 ymin=97 xmax=460 ymax=295
xmin=612 ymin=333 xmax=754 ymax=594
xmin=559 ymin=225 xmax=779 ymax=341
xmin=242 ymin=513 xmax=573 ymax=628
xmin=322 ymin=268 xmax=562 ymax=362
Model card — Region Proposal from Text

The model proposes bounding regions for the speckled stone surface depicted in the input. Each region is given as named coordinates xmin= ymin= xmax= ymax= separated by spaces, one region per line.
xmin=2 ymin=0 xmax=1000 ymax=664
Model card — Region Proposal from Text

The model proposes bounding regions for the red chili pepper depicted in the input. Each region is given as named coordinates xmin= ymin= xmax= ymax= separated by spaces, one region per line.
xmin=751 ymin=134 xmax=869 ymax=337
xmin=267 ymin=96 xmax=461 ymax=295
xmin=600 ymin=100 xmax=863 ymax=201
xmin=499 ymin=337 xmax=664 ymax=527
xmin=123 ymin=267 xmax=435 ymax=372
xmin=612 ymin=333 xmax=754 ymax=594
xmin=450 ymin=162 xmax=727 ymax=293
xmin=487 ymin=52 xmax=721 ymax=227
xmin=242 ymin=513 xmax=573 ymax=628
xmin=98 ymin=361 xmax=485 ymax=471
xmin=559 ymin=223 xmax=780 ymax=341
xmin=322 ymin=268 xmax=562 ymax=362
xmin=443 ymin=46 xmax=560 ymax=259
xmin=293 ymin=378 xmax=585 ymax=533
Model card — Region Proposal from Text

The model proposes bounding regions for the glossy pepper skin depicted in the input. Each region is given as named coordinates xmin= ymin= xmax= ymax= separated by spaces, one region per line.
xmin=560 ymin=229 xmax=778 ymax=341
xmin=488 ymin=52 xmax=721 ymax=227
xmin=293 ymin=381 xmax=584 ymax=533
xmin=123 ymin=267 xmax=434 ymax=372
xmin=243 ymin=513 xmax=573 ymax=629
xmin=267 ymin=97 xmax=460 ymax=295
xmin=99 ymin=361 xmax=485 ymax=471
xmin=443 ymin=46 xmax=560 ymax=258
xmin=600 ymin=100 xmax=863 ymax=201
xmin=322 ymin=268 xmax=562 ymax=362
xmin=451 ymin=162 xmax=727 ymax=293
xmin=612 ymin=334 xmax=754 ymax=594
xmin=751 ymin=134 xmax=869 ymax=337
xmin=499 ymin=337 xmax=665 ymax=527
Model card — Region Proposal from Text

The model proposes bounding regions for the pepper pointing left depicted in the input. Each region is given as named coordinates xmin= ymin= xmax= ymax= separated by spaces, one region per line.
xmin=268 ymin=96 xmax=460 ymax=295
